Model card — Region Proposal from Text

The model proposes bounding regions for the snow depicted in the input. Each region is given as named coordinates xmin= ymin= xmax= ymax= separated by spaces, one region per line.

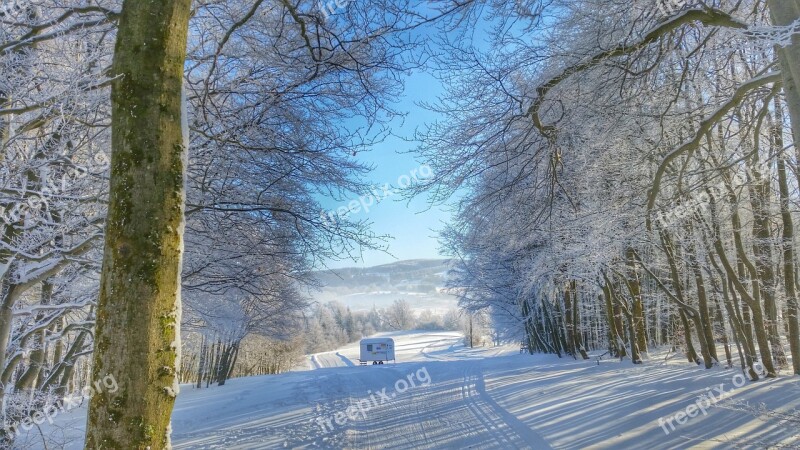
xmin=21 ymin=332 xmax=800 ymax=449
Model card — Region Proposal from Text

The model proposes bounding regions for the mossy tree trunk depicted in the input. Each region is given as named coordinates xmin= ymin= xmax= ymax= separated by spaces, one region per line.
xmin=86 ymin=0 xmax=192 ymax=448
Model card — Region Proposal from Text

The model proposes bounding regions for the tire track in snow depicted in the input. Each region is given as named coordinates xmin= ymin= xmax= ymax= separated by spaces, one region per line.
xmin=344 ymin=366 xmax=420 ymax=449
xmin=335 ymin=362 xmax=552 ymax=449
xmin=420 ymin=336 xmax=464 ymax=361
xmin=333 ymin=364 xmax=461 ymax=449
xmin=464 ymin=367 xmax=554 ymax=449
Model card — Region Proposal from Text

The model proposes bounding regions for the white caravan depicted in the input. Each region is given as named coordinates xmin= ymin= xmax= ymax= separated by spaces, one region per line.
xmin=359 ymin=338 xmax=395 ymax=365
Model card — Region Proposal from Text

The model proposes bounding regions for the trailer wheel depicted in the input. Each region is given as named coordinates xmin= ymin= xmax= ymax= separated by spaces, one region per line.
xmin=379 ymin=361 xmax=384 ymax=365
xmin=372 ymin=361 xmax=378 ymax=365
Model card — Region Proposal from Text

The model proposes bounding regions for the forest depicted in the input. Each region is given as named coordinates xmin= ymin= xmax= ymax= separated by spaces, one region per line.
xmin=426 ymin=0 xmax=800 ymax=382
xmin=1 ymin=0 xmax=799 ymax=448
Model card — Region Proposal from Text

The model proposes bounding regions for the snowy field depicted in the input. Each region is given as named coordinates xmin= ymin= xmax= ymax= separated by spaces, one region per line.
xmin=21 ymin=331 xmax=800 ymax=449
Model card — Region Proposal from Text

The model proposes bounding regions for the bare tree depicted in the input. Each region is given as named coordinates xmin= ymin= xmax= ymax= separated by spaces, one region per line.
xmin=385 ymin=299 xmax=415 ymax=330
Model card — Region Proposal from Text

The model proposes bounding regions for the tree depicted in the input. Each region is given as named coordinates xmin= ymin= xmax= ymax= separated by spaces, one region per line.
xmin=0 ymin=0 xmax=469 ymax=446
xmin=385 ymin=299 xmax=415 ymax=330
xmin=86 ymin=1 xmax=192 ymax=448
xmin=414 ymin=0 xmax=800 ymax=379
xmin=0 ymin=2 xmax=114 ymax=444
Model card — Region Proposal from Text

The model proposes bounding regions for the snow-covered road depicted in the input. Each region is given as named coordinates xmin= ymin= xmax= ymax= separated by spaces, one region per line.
xmin=171 ymin=332 xmax=800 ymax=449
xmin=27 ymin=331 xmax=800 ymax=449
xmin=166 ymin=334 xmax=558 ymax=449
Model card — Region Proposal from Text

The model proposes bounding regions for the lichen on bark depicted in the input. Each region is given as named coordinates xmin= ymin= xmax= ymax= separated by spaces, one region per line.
xmin=85 ymin=0 xmax=192 ymax=448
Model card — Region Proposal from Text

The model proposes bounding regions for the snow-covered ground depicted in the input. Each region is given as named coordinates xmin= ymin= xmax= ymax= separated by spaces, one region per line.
xmin=20 ymin=331 xmax=800 ymax=449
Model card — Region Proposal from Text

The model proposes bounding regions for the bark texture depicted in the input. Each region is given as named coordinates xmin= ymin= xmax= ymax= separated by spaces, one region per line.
xmin=86 ymin=0 xmax=192 ymax=448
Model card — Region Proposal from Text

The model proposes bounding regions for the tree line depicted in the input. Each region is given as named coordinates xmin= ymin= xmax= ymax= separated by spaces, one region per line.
xmin=4 ymin=0 xmax=800 ymax=448
xmin=178 ymin=300 xmax=466 ymax=387
xmin=413 ymin=0 xmax=800 ymax=381
xmin=0 ymin=0 xmax=468 ymax=447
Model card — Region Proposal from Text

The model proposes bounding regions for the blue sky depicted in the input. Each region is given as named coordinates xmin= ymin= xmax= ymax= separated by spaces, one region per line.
xmin=322 ymin=70 xmax=453 ymax=269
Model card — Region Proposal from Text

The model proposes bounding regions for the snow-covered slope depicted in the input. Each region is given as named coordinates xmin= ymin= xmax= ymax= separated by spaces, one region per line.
xmin=23 ymin=332 xmax=800 ymax=449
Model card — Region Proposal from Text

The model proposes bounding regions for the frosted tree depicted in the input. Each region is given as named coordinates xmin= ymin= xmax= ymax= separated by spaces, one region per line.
xmin=0 ymin=2 xmax=114 ymax=444
xmin=416 ymin=0 xmax=800 ymax=377
xmin=385 ymin=299 xmax=415 ymax=330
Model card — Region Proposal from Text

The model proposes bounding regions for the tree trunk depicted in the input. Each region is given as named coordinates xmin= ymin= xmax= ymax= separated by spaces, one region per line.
xmin=552 ymin=297 xmax=571 ymax=357
xmin=42 ymin=328 xmax=90 ymax=395
xmin=15 ymin=281 xmax=53 ymax=391
xmin=777 ymin=158 xmax=800 ymax=374
xmin=541 ymin=298 xmax=562 ymax=358
xmin=768 ymin=0 xmax=800 ymax=140
xmin=563 ymin=284 xmax=576 ymax=357
xmin=711 ymin=180 xmax=777 ymax=376
xmin=602 ymin=287 xmax=620 ymax=357
xmin=687 ymin=245 xmax=718 ymax=363
xmin=0 ymin=283 xmax=18 ymax=388
xmin=86 ymin=0 xmax=192 ymax=447
xmin=196 ymin=336 xmax=207 ymax=389
xmin=625 ymin=249 xmax=648 ymax=357
xmin=226 ymin=342 xmax=241 ymax=381
xmin=606 ymin=274 xmax=640 ymax=364
xmin=738 ymin=291 xmax=758 ymax=362
xmin=747 ymin=164 xmax=785 ymax=367
xmin=765 ymin=0 xmax=800 ymax=193
xmin=603 ymin=274 xmax=628 ymax=359
xmin=712 ymin=237 xmax=777 ymax=377
xmin=625 ymin=311 xmax=641 ymax=364
xmin=571 ymin=284 xmax=589 ymax=359
xmin=679 ymin=309 xmax=700 ymax=364
xmin=713 ymin=292 xmax=733 ymax=368
xmin=774 ymin=107 xmax=800 ymax=375
xmin=209 ymin=339 xmax=221 ymax=386
xmin=718 ymin=268 xmax=760 ymax=379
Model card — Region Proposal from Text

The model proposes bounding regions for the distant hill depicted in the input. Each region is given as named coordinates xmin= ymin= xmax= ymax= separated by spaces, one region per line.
xmin=307 ymin=259 xmax=458 ymax=313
